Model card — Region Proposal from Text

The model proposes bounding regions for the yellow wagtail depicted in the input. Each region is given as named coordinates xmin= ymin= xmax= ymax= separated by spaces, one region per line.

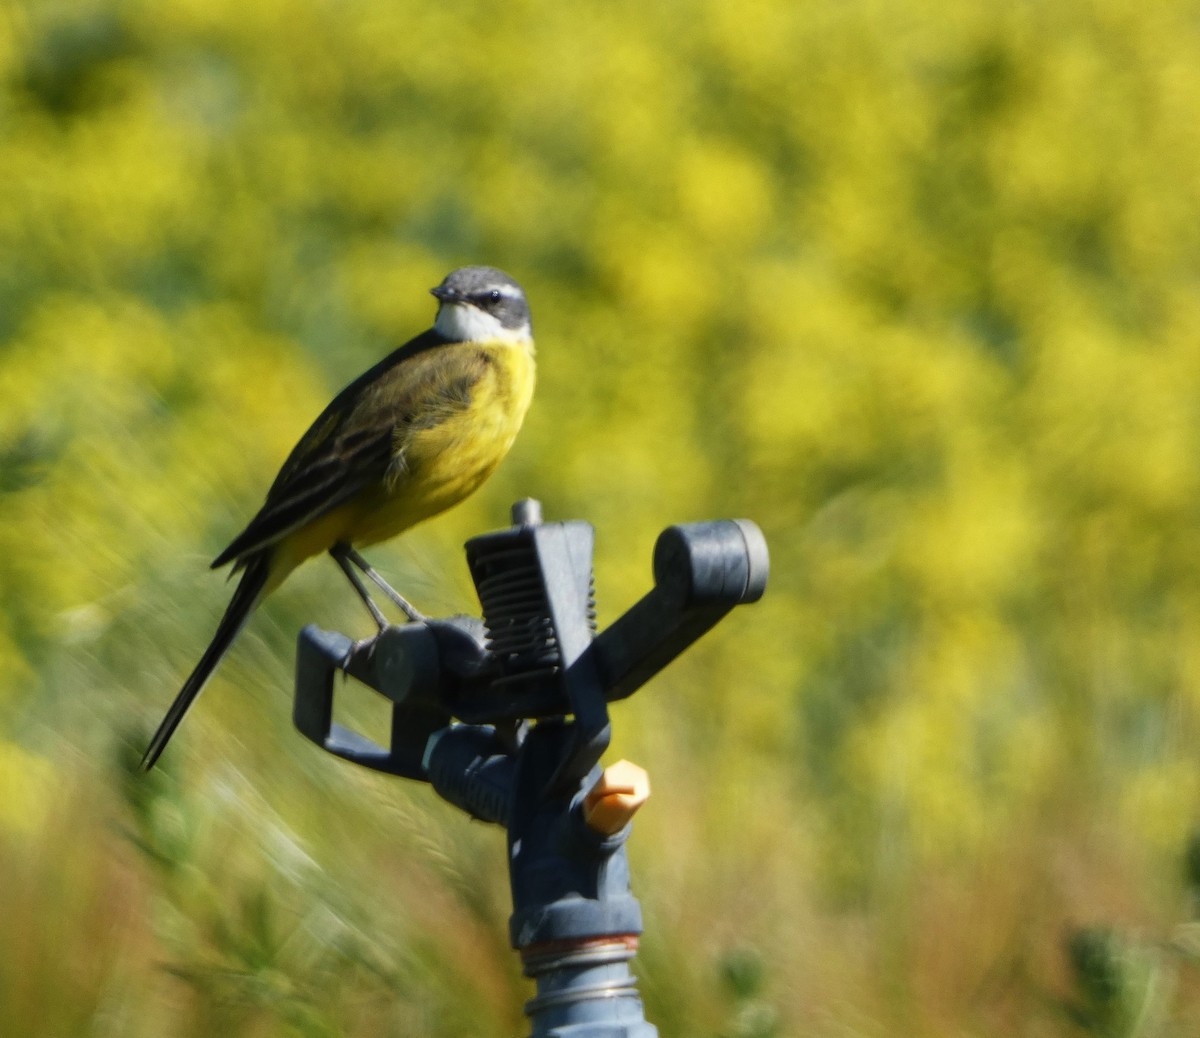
xmin=141 ymin=266 xmax=536 ymax=770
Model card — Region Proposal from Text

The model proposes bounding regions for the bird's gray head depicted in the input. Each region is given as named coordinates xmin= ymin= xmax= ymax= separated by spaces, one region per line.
xmin=431 ymin=266 xmax=532 ymax=343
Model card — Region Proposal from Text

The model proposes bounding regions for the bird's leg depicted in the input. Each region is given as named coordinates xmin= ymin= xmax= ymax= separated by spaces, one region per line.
xmin=349 ymin=547 xmax=426 ymax=622
xmin=330 ymin=545 xmax=391 ymax=630
xmin=330 ymin=543 xmax=425 ymax=624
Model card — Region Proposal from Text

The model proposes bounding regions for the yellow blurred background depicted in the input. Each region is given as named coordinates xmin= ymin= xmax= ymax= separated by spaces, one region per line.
xmin=2 ymin=0 xmax=1200 ymax=1034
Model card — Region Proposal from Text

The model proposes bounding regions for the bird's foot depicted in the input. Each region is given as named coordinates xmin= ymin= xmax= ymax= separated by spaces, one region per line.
xmin=341 ymin=635 xmax=378 ymax=674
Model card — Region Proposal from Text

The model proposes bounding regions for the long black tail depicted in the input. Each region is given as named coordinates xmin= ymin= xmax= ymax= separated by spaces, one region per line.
xmin=141 ymin=556 xmax=271 ymax=771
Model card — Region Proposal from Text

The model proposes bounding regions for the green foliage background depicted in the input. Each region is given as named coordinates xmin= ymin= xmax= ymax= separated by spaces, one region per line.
xmin=2 ymin=0 xmax=1200 ymax=1034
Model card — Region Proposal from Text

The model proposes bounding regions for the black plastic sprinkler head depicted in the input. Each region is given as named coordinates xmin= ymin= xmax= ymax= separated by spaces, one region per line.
xmin=292 ymin=500 xmax=768 ymax=1038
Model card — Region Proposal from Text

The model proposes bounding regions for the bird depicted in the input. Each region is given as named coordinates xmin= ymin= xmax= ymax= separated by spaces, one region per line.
xmin=141 ymin=265 xmax=536 ymax=770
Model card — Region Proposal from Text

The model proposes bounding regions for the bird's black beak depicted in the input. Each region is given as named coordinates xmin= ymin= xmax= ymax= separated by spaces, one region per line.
xmin=430 ymin=285 xmax=458 ymax=302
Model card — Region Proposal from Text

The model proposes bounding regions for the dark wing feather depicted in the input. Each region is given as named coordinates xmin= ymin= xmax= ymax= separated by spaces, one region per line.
xmin=212 ymin=427 xmax=396 ymax=566
xmin=212 ymin=331 xmax=490 ymax=569
xmin=263 ymin=329 xmax=447 ymax=497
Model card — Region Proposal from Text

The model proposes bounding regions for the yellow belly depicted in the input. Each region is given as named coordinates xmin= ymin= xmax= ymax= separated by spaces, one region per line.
xmin=268 ymin=336 xmax=535 ymax=588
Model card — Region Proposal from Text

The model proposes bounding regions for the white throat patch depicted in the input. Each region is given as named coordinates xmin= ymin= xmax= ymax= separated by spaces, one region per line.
xmin=435 ymin=303 xmax=529 ymax=343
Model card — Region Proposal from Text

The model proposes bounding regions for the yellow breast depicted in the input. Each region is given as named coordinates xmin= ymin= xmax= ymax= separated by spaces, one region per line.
xmin=353 ymin=336 xmax=536 ymax=546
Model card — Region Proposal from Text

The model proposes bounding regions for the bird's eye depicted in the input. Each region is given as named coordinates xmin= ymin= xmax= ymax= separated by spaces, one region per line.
xmin=487 ymin=289 xmax=502 ymax=303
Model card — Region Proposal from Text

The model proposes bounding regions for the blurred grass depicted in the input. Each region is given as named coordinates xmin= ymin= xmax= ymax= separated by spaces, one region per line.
xmin=2 ymin=0 xmax=1200 ymax=1033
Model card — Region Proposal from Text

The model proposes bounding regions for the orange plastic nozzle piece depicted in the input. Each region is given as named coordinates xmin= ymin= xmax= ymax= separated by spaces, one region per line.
xmin=582 ymin=760 xmax=650 ymax=835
